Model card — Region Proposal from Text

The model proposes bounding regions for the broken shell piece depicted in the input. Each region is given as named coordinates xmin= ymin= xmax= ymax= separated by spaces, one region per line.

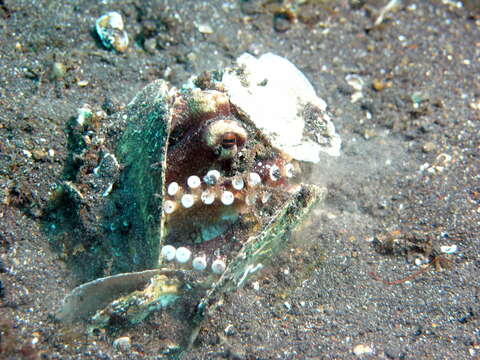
xmin=192 ymin=255 xmax=207 ymax=271
xmin=160 ymin=245 xmax=176 ymax=261
xmin=221 ymin=53 xmax=341 ymax=161
xmin=175 ymin=247 xmax=191 ymax=264
xmin=440 ymin=244 xmax=458 ymax=254
xmin=211 ymin=258 xmax=227 ymax=274
xmin=95 ymin=11 xmax=129 ymax=53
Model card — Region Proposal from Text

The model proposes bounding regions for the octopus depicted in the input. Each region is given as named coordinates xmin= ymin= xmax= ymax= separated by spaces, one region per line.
xmin=57 ymin=53 xmax=340 ymax=355
xmin=160 ymin=88 xmax=299 ymax=271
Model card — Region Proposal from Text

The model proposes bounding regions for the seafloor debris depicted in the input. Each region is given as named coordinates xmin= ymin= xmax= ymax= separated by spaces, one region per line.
xmin=95 ymin=11 xmax=129 ymax=53
xmin=56 ymin=53 xmax=340 ymax=355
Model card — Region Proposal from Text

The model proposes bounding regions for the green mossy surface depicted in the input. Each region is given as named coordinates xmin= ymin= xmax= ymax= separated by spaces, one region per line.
xmin=108 ymin=80 xmax=171 ymax=273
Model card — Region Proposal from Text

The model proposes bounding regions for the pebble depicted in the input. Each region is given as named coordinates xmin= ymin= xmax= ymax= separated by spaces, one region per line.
xmin=32 ymin=149 xmax=47 ymax=161
xmin=0 ymin=280 xmax=5 ymax=299
xmin=224 ymin=324 xmax=235 ymax=336
xmin=440 ymin=244 xmax=458 ymax=254
xmin=353 ymin=343 xmax=373 ymax=356
xmin=22 ymin=149 xmax=32 ymax=158
xmin=345 ymin=74 xmax=364 ymax=92
xmin=95 ymin=11 xmax=129 ymax=52
xmin=273 ymin=14 xmax=291 ymax=33
xmin=51 ymin=62 xmax=66 ymax=80
xmin=197 ymin=23 xmax=213 ymax=34
xmin=113 ymin=336 xmax=131 ymax=352
xmin=422 ymin=142 xmax=436 ymax=153
xmin=372 ymin=79 xmax=385 ymax=92
xmin=363 ymin=129 xmax=377 ymax=140
xmin=144 ymin=38 xmax=157 ymax=53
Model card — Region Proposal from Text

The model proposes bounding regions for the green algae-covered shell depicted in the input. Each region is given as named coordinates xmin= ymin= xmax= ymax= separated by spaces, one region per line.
xmin=107 ymin=80 xmax=171 ymax=272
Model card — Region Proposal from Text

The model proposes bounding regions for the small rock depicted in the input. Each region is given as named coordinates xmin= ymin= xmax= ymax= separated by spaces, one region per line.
xmin=144 ymin=38 xmax=157 ymax=53
xmin=363 ymin=129 xmax=377 ymax=140
xmin=353 ymin=343 xmax=373 ymax=356
xmin=273 ymin=14 xmax=291 ymax=33
xmin=22 ymin=149 xmax=32 ymax=158
xmin=345 ymin=74 xmax=364 ymax=92
xmin=224 ymin=324 xmax=235 ymax=336
xmin=50 ymin=62 xmax=66 ymax=80
xmin=197 ymin=23 xmax=213 ymax=34
xmin=440 ymin=244 xmax=458 ymax=254
xmin=422 ymin=142 xmax=436 ymax=153
xmin=76 ymin=105 xmax=93 ymax=127
xmin=32 ymin=149 xmax=47 ymax=161
xmin=95 ymin=11 xmax=129 ymax=52
xmin=113 ymin=336 xmax=131 ymax=352
xmin=0 ymin=280 xmax=5 ymax=299
xmin=372 ymin=79 xmax=385 ymax=92
xmin=241 ymin=1 xmax=263 ymax=15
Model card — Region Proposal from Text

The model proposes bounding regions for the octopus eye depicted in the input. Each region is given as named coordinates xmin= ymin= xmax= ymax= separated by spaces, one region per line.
xmin=221 ymin=132 xmax=237 ymax=149
xmin=203 ymin=119 xmax=247 ymax=159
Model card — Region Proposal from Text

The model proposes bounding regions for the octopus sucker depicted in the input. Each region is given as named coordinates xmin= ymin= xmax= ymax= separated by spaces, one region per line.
xmin=58 ymin=53 xmax=340 ymax=355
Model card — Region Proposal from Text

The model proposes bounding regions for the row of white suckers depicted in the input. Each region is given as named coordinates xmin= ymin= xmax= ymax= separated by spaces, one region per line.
xmin=163 ymin=164 xmax=294 ymax=214
xmin=160 ymin=244 xmax=226 ymax=274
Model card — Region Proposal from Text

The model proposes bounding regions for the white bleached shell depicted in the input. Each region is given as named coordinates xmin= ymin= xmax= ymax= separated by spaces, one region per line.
xmin=222 ymin=53 xmax=341 ymax=162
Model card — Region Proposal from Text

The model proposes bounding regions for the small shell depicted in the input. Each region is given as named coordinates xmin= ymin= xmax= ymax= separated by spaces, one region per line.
xmin=95 ymin=12 xmax=129 ymax=53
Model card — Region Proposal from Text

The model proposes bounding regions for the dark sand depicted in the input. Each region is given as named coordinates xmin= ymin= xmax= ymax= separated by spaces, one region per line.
xmin=0 ymin=1 xmax=479 ymax=359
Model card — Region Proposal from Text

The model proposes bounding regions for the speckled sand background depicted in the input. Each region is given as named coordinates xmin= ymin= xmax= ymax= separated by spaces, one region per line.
xmin=0 ymin=1 xmax=479 ymax=359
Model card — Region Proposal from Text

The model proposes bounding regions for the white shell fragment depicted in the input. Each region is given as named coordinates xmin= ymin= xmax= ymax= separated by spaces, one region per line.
xmin=95 ymin=12 xmax=129 ymax=53
xmin=440 ymin=244 xmax=458 ymax=254
xmin=222 ymin=53 xmax=341 ymax=162
xmin=176 ymin=247 xmax=192 ymax=263
xmin=160 ymin=245 xmax=176 ymax=261
xmin=211 ymin=259 xmax=227 ymax=274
